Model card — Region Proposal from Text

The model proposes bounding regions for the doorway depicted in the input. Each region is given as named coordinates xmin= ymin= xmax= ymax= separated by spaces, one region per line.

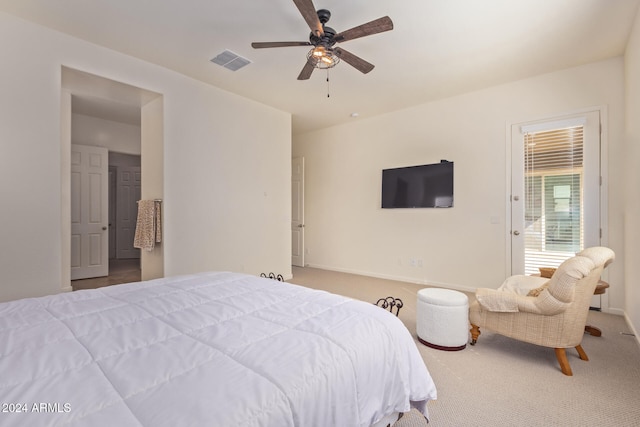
xmin=292 ymin=157 xmax=305 ymax=267
xmin=509 ymin=110 xmax=602 ymax=275
xmin=110 ymin=154 xmax=142 ymax=261
xmin=70 ymin=142 xmax=141 ymax=286
xmin=61 ymin=66 xmax=164 ymax=290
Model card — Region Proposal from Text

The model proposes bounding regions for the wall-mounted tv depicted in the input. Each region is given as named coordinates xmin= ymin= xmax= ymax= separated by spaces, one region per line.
xmin=381 ymin=160 xmax=454 ymax=208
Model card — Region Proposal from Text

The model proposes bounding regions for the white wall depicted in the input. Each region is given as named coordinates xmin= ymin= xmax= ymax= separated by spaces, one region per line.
xmin=72 ymin=113 xmax=141 ymax=155
xmin=624 ymin=8 xmax=640 ymax=338
xmin=162 ymin=80 xmax=292 ymax=277
xmin=141 ymin=96 xmax=164 ymax=280
xmin=110 ymin=152 xmax=141 ymax=168
xmin=0 ymin=12 xmax=292 ymax=302
xmin=293 ymin=57 xmax=627 ymax=314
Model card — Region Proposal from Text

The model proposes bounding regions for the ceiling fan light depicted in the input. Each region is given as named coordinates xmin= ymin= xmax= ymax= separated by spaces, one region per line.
xmin=307 ymin=47 xmax=340 ymax=70
xmin=311 ymin=46 xmax=326 ymax=58
xmin=322 ymin=56 xmax=333 ymax=64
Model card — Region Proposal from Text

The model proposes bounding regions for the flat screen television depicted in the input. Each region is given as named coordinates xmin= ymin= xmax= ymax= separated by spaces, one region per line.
xmin=381 ymin=161 xmax=454 ymax=208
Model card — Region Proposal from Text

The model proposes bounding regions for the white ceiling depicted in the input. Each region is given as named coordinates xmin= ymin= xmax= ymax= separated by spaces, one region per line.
xmin=1 ymin=0 xmax=638 ymax=134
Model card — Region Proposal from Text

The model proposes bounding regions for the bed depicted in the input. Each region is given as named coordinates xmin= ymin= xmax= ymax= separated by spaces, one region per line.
xmin=0 ymin=271 xmax=437 ymax=427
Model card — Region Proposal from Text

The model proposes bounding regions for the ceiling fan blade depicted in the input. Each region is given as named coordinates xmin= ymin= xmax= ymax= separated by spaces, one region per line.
xmin=334 ymin=47 xmax=375 ymax=74
xmin=297 ymin=60 xmax=315 ymax=80
xmin=334 ymin=16 xmax=394 ymax=43
xmin=252 ymin=41 xmax=311 ymax=49
xmin=293 ymin=0 xmax=324 ymax=37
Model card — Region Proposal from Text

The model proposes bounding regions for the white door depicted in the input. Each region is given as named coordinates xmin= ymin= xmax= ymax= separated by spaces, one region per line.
xmin=510 ymin=111 xmax=601 ymax=275
xmin=116 ymin=166 xmax=141 ymax=259
xmin=292 ymin=157 xmax=305 ymax=267
xmin=71 ymin=144 xmax=109 ymax=279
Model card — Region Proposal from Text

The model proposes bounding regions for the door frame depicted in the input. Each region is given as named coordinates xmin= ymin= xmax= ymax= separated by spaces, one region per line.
xmin=292 ymin=156 xmax=305 ymax=267
xmin=116 ymin=166 xmax=142 ymax=259
xmin=61 ymin=68 xmax=165 ymax=291
xmin=505 ymin=106 xmax=609 ymax=279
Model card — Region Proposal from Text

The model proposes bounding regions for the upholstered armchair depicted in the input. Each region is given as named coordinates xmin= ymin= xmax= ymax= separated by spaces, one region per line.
xmin=469 ymin=247 xmax=615 ymax=376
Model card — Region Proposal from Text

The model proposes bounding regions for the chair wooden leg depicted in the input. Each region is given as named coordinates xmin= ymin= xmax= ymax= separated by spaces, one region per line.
xmin=555 ymin=348 xmax=573 ymax=376
xmin=584 ymin=325 xmax=602 ymax=337
xmin=575 ymin=344 xmax=589 ymax=361
xmin=470 ymin=324 xmax=481 ymax=345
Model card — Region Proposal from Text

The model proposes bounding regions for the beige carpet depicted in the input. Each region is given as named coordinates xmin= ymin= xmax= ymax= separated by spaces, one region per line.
xmin=289 ymin=266 xmax=640 ymax=427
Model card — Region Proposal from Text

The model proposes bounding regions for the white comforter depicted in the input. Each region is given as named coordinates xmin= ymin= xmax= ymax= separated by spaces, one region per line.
xmin=0 ymin=272 xmax=436 ymax=427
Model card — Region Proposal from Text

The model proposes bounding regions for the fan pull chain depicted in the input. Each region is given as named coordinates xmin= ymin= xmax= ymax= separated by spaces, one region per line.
xmin=326 ymin=68 xmax=330 ymax=98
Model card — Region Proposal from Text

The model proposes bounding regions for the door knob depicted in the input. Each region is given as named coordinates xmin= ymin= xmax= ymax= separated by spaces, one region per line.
xmin=298 ymin=224 xmax=305 ymax=228
xmin=102 ymin=226 xmax=107 ymax=230
xmin=513 ymin=230 xmax=520 ymax=236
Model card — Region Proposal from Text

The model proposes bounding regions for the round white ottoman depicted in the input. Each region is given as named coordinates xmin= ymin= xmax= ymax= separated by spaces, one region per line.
xmin=416 ymin=288 xmax=469 ymax=351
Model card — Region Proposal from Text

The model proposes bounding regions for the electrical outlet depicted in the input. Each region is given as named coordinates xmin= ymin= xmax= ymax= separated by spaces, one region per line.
xmin=409 ymin=258 xmax=416 ymax=267
xmin=417 ymin=259 xmax=424 ymax=267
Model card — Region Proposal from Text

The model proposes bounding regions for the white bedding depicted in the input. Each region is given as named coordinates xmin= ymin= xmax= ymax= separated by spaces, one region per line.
xmin=0 ymin=272 xmax=436 ymax=427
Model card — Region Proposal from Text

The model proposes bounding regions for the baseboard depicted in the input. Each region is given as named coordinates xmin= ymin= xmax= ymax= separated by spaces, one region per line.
xmin=603 ymin=307 xmax=625 ymax=316
xmin=303 ymin=263 xmax=477 ymax=294
xmin=624 ymin=312 xmax=640 ymax=348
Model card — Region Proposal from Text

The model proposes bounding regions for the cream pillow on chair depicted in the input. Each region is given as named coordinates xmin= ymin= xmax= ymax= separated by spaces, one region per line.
xmin=498 ymin=275 xmax=549 ymax=295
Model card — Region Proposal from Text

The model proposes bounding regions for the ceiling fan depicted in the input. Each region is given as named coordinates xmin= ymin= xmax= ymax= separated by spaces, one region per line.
xmin=251 ymin=0 xmax=393 ymax=80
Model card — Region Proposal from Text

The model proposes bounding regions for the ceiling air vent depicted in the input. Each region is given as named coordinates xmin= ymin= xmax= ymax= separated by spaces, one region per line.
xmin=210 ymin=50 xmax=251 ymax=71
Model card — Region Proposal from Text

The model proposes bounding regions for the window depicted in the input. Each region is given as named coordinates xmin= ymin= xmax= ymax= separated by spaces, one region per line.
xmin=522 ymin=125 xmax=584 ymax=274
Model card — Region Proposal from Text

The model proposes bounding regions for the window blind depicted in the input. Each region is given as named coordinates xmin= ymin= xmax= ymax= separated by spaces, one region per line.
xmin=523 ymin=125 xmax=584 ymax=275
